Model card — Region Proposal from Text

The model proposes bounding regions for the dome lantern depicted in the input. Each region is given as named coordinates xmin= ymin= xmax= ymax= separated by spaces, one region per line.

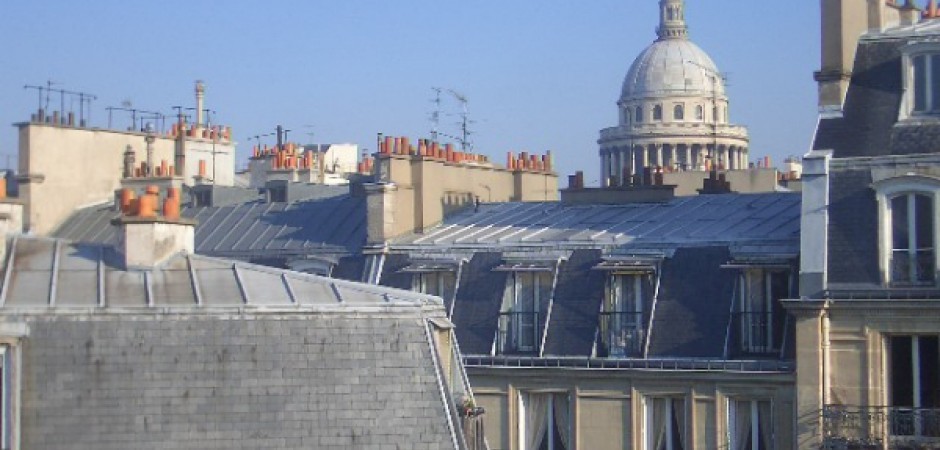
xmin=657 ymin=0 xmax=688 ymax=40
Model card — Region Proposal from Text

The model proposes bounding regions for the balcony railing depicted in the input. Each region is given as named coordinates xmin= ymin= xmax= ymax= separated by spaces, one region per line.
xmin=597 ymin=311 xmax=645 ymax=357
xmin=823 ymin=405 xmax=940 ymax=449
xmin=497 ymin=311 xmax=540 ymax=355
xmin=891 ymin=250 xmax=936 ymax=286
xmin=730 ymin=311 xmax=779 ymax=357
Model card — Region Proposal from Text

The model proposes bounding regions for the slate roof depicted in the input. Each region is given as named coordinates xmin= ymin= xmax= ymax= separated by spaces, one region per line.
xmin=53 ymin=187 xmax=366 ymax=259
xmin=0 ymin=235 xmax=472 ymax=449
xmin=646 ymin=246 xmax=735 ymax=358
xmin=813 ymin=23 xmax=940 ymax=157
xmin=826 ymin=169 xmax=881 ymax=287
xmin=392 ymin=192 xmax=800 ymax=254
xmin=382 ymin=193 xmax=800 ymax=363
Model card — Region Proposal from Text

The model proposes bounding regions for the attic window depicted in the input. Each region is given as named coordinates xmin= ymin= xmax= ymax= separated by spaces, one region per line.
xmin=913 ymin=54 xmax=940 ymax=114
xmin=901 ymin=42 xmax=940 ymax=119
xmin=873 ymin=175 xmax=940 ymax=286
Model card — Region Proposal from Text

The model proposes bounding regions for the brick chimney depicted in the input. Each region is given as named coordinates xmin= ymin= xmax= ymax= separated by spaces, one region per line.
xmin=114 ymin=185 xmax=195 ymax=269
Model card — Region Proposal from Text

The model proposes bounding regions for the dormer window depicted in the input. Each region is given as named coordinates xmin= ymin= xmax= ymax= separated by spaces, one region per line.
xmin=400 ymin=259 xmax=462 ymax=315
xmin=913 ymin=53 xmax=940 ymax=114
xmin=599 ymin=272 xmax=651 ymax=357
xmin=733 ymin=268 xmax=789 ymax=356
xmin=900 ymin=42 xmax=940 ymax=119
xmin=497 ymin=271 xmax=552 ymax=355
xmin=874 ymin=175 xmax=940 ymax=286
xmin=889 ymin=192 xmax=935 ymax=284
xmin=593 ymin=258 xmax=659 ymax=358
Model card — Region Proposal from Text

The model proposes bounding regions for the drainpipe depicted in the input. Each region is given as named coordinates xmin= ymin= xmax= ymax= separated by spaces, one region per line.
xmin=821 ymin=303 xmax=831 ymax=407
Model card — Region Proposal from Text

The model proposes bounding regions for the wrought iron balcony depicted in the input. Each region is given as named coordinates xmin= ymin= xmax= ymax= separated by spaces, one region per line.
xmin=730 ymin=311 xmax=780 ymax=357
xmin=823 ymin=405 xmax=940 ymax=449
xmin=597 ymin=311 xmax=645 ymax=357
xmin=497 ymin=311 xmax=540 ymax=355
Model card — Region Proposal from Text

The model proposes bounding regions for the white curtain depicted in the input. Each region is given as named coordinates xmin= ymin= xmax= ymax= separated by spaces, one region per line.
xmin=732 ymin=400 xmax=751 ymax=450
xmin=758 ymin=401 xmax=773 ymax=450
xmin=553 ymin=394 xmax=571 ymax=449
xmin=650 ymin=398 xmax=667 ymax=450
xmin=525 ymin=393 xmax=550 ymax=450
xmin=672 ymin=398 xmax=686 ymax=450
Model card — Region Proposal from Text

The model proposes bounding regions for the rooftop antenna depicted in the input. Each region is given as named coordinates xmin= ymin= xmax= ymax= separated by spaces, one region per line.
xmin=44 ymin=80 xmax=59 ymax=112
xmin=303 ymin=124 xmax=316 ymax=149
xmin=430 ymin=87 xmax=443 ymax=144
xmin=448 ymin=89 xmax=473 ymax=151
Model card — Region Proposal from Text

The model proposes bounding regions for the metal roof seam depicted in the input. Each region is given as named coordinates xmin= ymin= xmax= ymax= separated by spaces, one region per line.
xmin=0 ymin=237 xmax=17 ymax=307
xmin=48 ymin=240 xmax=61 ymax=307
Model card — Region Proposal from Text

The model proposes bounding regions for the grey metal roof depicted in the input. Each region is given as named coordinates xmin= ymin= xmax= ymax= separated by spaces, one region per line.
xmin=391 ymin=192 xmax=800 ymax=253
xmin=53 ymin=188 xmax=366 ymax=258
xmin=0 ymin=236 xmax=438 ymax=310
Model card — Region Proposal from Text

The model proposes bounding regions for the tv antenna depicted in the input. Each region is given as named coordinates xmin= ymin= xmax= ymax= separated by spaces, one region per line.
xmin=430 ymin=87 xmax=443 ymax=144
xmin=448 ymin=89 xmax=473 ymax=152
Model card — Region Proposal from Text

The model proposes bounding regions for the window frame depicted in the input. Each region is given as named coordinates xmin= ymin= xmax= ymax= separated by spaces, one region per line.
xmin=643 ymin=396 xmax=687 ymax=450
xmin=735 ymin=268 xmax=790 ymax=356
xmin=673 ymin=104 xmax=685 ymax=121
xmin=517 ymin=391 xmax=571 ymax=450
xmin=498 ymin=270 xmax=553 ymax=354
xmin=0 ymin=328 xmax=25 ymax=450
xmin=600 ymin=272 xmax=651 ymax=357
xmin=653 ymin=105 xmax=663 ymax=121
xmin=726 ymin=398 xmax=774 ymax=450
xmin=636 ymin=106 xmax=644 ymax=124
xmin=901 ymin=41 xmax=940 ymax=119
xmin=873 ymin=175 xmax=940 ymax=287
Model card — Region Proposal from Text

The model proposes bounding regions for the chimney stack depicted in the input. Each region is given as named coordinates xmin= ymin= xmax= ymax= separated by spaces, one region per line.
xmin=115 ymin=185 xmax=195 ymax=270
xmin=195 ymin=80 xmax=205 ymax=128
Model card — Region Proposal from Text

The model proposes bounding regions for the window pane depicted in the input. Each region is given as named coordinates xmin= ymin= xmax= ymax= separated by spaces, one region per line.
xmin=915 ymin=194 xmax=934 ymax=249
xmin=932 ymin=55 xmax=940 ymax=111
xmin=891 ymin=336 xmax=914 ymax=407
xmin=893 ymin=195 xmax=911 ymax=251
xmin=920 ymin=336 xmax=940 ymax=408
xmin=915 ymin=55 xmax=928 ymax=112
xmin=915 ymin=194 xmax=936 ymax=283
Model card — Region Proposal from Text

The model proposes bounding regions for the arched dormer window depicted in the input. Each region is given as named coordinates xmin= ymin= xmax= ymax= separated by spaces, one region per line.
xmin=673 ymin=104 xmax=684 ymax=121
xmin=635 ymin=106 xmax=643 ymax=123
xmin=653 ymin=105 xmax=663 ymax=121
xmin=696 ymin=105 xmax=704 ymax=121
xmin=874 ymin=175 xmax=940 ymax=286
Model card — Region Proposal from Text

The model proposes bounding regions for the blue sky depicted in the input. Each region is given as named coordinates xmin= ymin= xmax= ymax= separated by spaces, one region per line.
xmin=0 ymin=1 xmax=820 ymax=184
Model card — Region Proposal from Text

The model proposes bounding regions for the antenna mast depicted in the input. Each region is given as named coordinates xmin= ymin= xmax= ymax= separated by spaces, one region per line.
xmin=430 ymin=87 xmax=443 ymax=144
xmin=448 ymin=89 xmax=472 ymax=152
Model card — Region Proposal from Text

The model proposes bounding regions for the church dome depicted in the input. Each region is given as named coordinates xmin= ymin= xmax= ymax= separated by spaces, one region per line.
xmin=621 ymin=38 xmax=725 ymax=102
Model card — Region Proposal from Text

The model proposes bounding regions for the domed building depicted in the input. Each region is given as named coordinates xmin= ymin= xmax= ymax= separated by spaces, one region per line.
xmin=598 ymin=0 xmax=749 ymax=187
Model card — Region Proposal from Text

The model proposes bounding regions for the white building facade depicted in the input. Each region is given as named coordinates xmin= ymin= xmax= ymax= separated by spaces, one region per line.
xmin=598 ymin=0 xmax=750 ymax=187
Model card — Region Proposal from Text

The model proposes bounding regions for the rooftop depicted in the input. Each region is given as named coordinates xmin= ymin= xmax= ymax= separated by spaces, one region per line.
xmin=0 ymin=236 xmax=434 ymax=310
xmin=391 ymin=192 xmax=800 ymax=254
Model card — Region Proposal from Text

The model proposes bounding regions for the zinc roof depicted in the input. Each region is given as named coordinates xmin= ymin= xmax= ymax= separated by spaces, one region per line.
xmin=0 ymin=236 xmax=438 ymax=310
xmin=392 ymin=192 xmax=800 ymax=253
